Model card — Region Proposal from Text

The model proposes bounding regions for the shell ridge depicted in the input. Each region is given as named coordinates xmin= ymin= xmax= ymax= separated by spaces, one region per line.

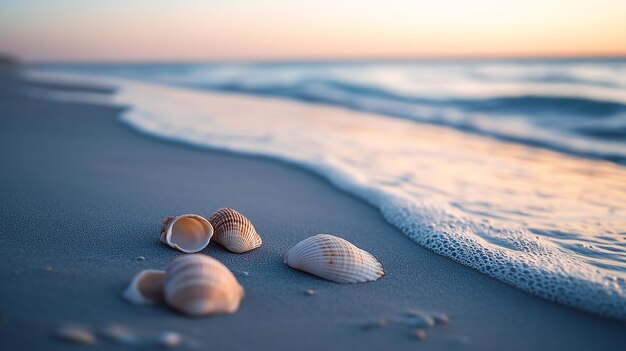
xmin=284 ymin=234 xmax=384 ymax=284
xmin=164 ymin=255 xmax=244 ymax=316
xmin=209 ymin=208 xmax=262 ymax=253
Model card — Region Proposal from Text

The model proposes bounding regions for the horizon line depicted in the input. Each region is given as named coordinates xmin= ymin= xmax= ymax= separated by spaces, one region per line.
xmin=22 ymin=52 xmax=626 ymax=65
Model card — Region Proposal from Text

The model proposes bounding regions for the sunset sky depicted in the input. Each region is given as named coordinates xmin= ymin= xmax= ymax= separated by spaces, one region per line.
xmin=1 ymin=0 xmax=625 ymax=62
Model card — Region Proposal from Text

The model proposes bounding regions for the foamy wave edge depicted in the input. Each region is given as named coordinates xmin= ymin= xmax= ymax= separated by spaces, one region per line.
xmin=25 ymin=70 xmax=626 ymax=320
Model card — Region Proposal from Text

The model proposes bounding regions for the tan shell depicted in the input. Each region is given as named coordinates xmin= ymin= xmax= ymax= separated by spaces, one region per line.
xmin=122 ymin=269 xmax=166 ymax=306
xmin=164 ymin=254 xmax=244 ymax=316
xmin=160 ymin=214 xmax=213 ymax=253
xmin=209 ymin=208 xmax=262 ymax=253
xmin=284 ymin=234 xmax=384 ymax=284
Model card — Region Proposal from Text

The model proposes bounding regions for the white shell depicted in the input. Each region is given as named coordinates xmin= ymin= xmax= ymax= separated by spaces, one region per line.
xmin=122 ymin=269 xmax=166 ymax=306
xmin=284 ymin=234 xmax=384 ymax=284
xmin=164 ymin=254 xmax=244 ymax=316
xmin=160 ymin=214 xmax=213 ymax=253
xmin=209 ymin=208 xmax=262 ymax=253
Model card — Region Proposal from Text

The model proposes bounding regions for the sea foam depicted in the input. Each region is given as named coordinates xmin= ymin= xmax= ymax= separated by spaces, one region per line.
xmin=27 ymin=71 xmax=626 ymax=320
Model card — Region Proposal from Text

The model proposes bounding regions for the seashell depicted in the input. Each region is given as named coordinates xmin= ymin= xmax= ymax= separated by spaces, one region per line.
xmin=208 ymin=208 xmax=262 ymax=253
xmin=123 ymin=269 xmax=166 ymax=306
xmin=284 ymin=234 xmax=384 ymax=284
xmin=160 ymin=214 xmax=213 ymax=253
xmin=164 ymin=254 xmax=244 ymax=316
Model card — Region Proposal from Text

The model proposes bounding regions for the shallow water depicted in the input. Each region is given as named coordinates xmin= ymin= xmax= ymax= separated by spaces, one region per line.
xmin=32 ymin=60 xmax=626 ymax=319
xmin=41 ymin=60 xmax=626 ymax=163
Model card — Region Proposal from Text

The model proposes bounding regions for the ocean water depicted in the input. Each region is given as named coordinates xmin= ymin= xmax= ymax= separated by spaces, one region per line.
xmin=33 ymin=60 xmax=626 ymax=319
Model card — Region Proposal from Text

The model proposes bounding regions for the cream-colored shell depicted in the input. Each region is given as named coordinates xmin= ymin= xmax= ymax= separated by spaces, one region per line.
xmin=284 ymin=234 xmax=384 ymax=284
xmin=122 ymin=269 xmax=166 ymax=306
xmin=160 ymin=214 xmax=213 ymax=253
xmin=209 ymin=208 xmax=262 ymax=253
xmin=164 ymin=255 xmax=244 ymax=316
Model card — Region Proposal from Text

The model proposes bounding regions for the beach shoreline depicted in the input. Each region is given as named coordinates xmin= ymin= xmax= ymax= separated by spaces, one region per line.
xmin=1 ymin=70 xmax=625 ymax=350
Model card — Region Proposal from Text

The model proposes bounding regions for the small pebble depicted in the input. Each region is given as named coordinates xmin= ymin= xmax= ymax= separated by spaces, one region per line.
xmin=56 ymin=325 xmax=97 ymax=345
xmin=305 ymin=289 xmax=316 ymax=296
xmin=158 ymin=331 xmax=182 ymax=348
xmin=136 ymin=256 xmax=146 ymax=261
xmin=104 ymin=325 xmax=141 ymax=346
xmin=414 ymin=329 xmax=428 ymax=340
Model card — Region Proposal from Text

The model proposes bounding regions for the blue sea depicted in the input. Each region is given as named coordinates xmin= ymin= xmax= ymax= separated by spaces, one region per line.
xmin=33 ymin=59 xmax=626 ymax=319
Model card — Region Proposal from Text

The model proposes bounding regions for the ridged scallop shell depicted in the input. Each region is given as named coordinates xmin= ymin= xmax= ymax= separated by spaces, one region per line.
xmin=209 ymin=208 xmax=262 ymax=253
xmin=122 ymin=269 xmax=166 ymax=306
xmin=164 ymin=254 xmax=244 ymax=316
xmin=284 ymin=234 xmax=384 ymax=284
xmin=160 ymin=214 xmax=213 ymax=253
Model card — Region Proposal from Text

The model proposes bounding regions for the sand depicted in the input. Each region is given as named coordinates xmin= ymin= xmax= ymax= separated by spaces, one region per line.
xmin=0 ymin=70 xmax=625 ymax=350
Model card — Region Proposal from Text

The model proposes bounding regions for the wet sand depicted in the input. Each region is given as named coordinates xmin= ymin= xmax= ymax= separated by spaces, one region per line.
xmin=0 ymin=71 xmax=625 ymax=350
